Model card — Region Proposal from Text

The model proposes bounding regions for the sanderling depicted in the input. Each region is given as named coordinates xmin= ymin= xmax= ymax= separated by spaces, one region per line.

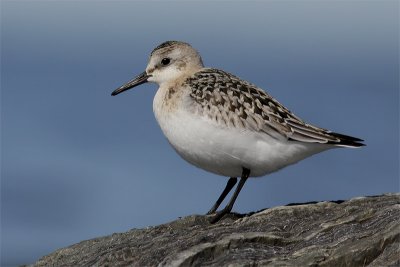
xmin=111 ymin=41 xmax=365 ymax=223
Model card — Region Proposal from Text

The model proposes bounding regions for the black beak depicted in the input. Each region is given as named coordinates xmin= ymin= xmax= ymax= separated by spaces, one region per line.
xmin=111 ymin=71 xmax=150 ymax=96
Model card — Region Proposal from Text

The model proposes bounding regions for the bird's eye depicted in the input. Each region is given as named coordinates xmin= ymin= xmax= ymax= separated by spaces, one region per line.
xmin=161 ymin=58 xmax=171 ymax=66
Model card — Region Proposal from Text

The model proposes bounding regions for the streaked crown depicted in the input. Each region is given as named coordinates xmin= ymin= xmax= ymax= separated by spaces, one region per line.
xmin=146 ymin=41 xmax=204 ymax=85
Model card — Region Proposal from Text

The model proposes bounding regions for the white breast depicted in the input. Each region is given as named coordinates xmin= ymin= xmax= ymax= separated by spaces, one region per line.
xmin=153 ymin=86 xmax=330 ymax=178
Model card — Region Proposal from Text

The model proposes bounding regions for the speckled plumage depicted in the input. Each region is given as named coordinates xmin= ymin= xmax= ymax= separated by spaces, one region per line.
xmin=112 ymin=41 xmax=365 ymax=221
xmin=185 ymin=68 xmax=363 ymax=146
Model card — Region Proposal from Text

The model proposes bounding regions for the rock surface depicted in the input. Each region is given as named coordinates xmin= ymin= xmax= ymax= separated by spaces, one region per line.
xmin=30 ymin=194 xmax=399 ymax=267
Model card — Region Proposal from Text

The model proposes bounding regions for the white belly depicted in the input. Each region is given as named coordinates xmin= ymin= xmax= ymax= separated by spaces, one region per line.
xmin=153 ymin=88 xmax=330 ymax=178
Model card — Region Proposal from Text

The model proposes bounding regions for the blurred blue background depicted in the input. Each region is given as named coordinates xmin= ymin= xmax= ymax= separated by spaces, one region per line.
xmin=1 ymin=1 xmax=398 ymax=266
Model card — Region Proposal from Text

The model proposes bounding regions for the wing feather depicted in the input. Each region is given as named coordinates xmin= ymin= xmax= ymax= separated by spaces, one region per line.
xmin=186 ymin=68 xmax=364 ymax=147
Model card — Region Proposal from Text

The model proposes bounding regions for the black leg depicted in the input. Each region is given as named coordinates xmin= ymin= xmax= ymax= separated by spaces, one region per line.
xmin=210 ymin=168 xmax=250 ymax=223
xmin=207 ymin=177 xmax=237 ymax=215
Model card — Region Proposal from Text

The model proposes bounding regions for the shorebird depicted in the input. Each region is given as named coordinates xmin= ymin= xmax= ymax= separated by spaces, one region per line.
xmin=111 ymin=41 xmax=365 ymax=223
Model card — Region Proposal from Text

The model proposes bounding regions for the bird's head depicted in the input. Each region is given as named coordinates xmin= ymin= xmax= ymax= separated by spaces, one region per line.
xmin=111 ymin=41 xmax=204 ymax=96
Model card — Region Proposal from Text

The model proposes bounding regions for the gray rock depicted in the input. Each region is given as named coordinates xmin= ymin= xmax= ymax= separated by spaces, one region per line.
xmin=30 ymin=194 xmax=400 ymax=267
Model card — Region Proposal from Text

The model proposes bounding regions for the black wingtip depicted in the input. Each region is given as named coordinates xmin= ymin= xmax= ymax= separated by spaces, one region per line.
xmin=328 ymin=132 xmax=366 ymax=147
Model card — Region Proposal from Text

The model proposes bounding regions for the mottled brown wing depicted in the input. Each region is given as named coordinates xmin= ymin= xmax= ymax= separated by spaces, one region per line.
xmin=186 ymin=68 xmax=364 ymax=146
